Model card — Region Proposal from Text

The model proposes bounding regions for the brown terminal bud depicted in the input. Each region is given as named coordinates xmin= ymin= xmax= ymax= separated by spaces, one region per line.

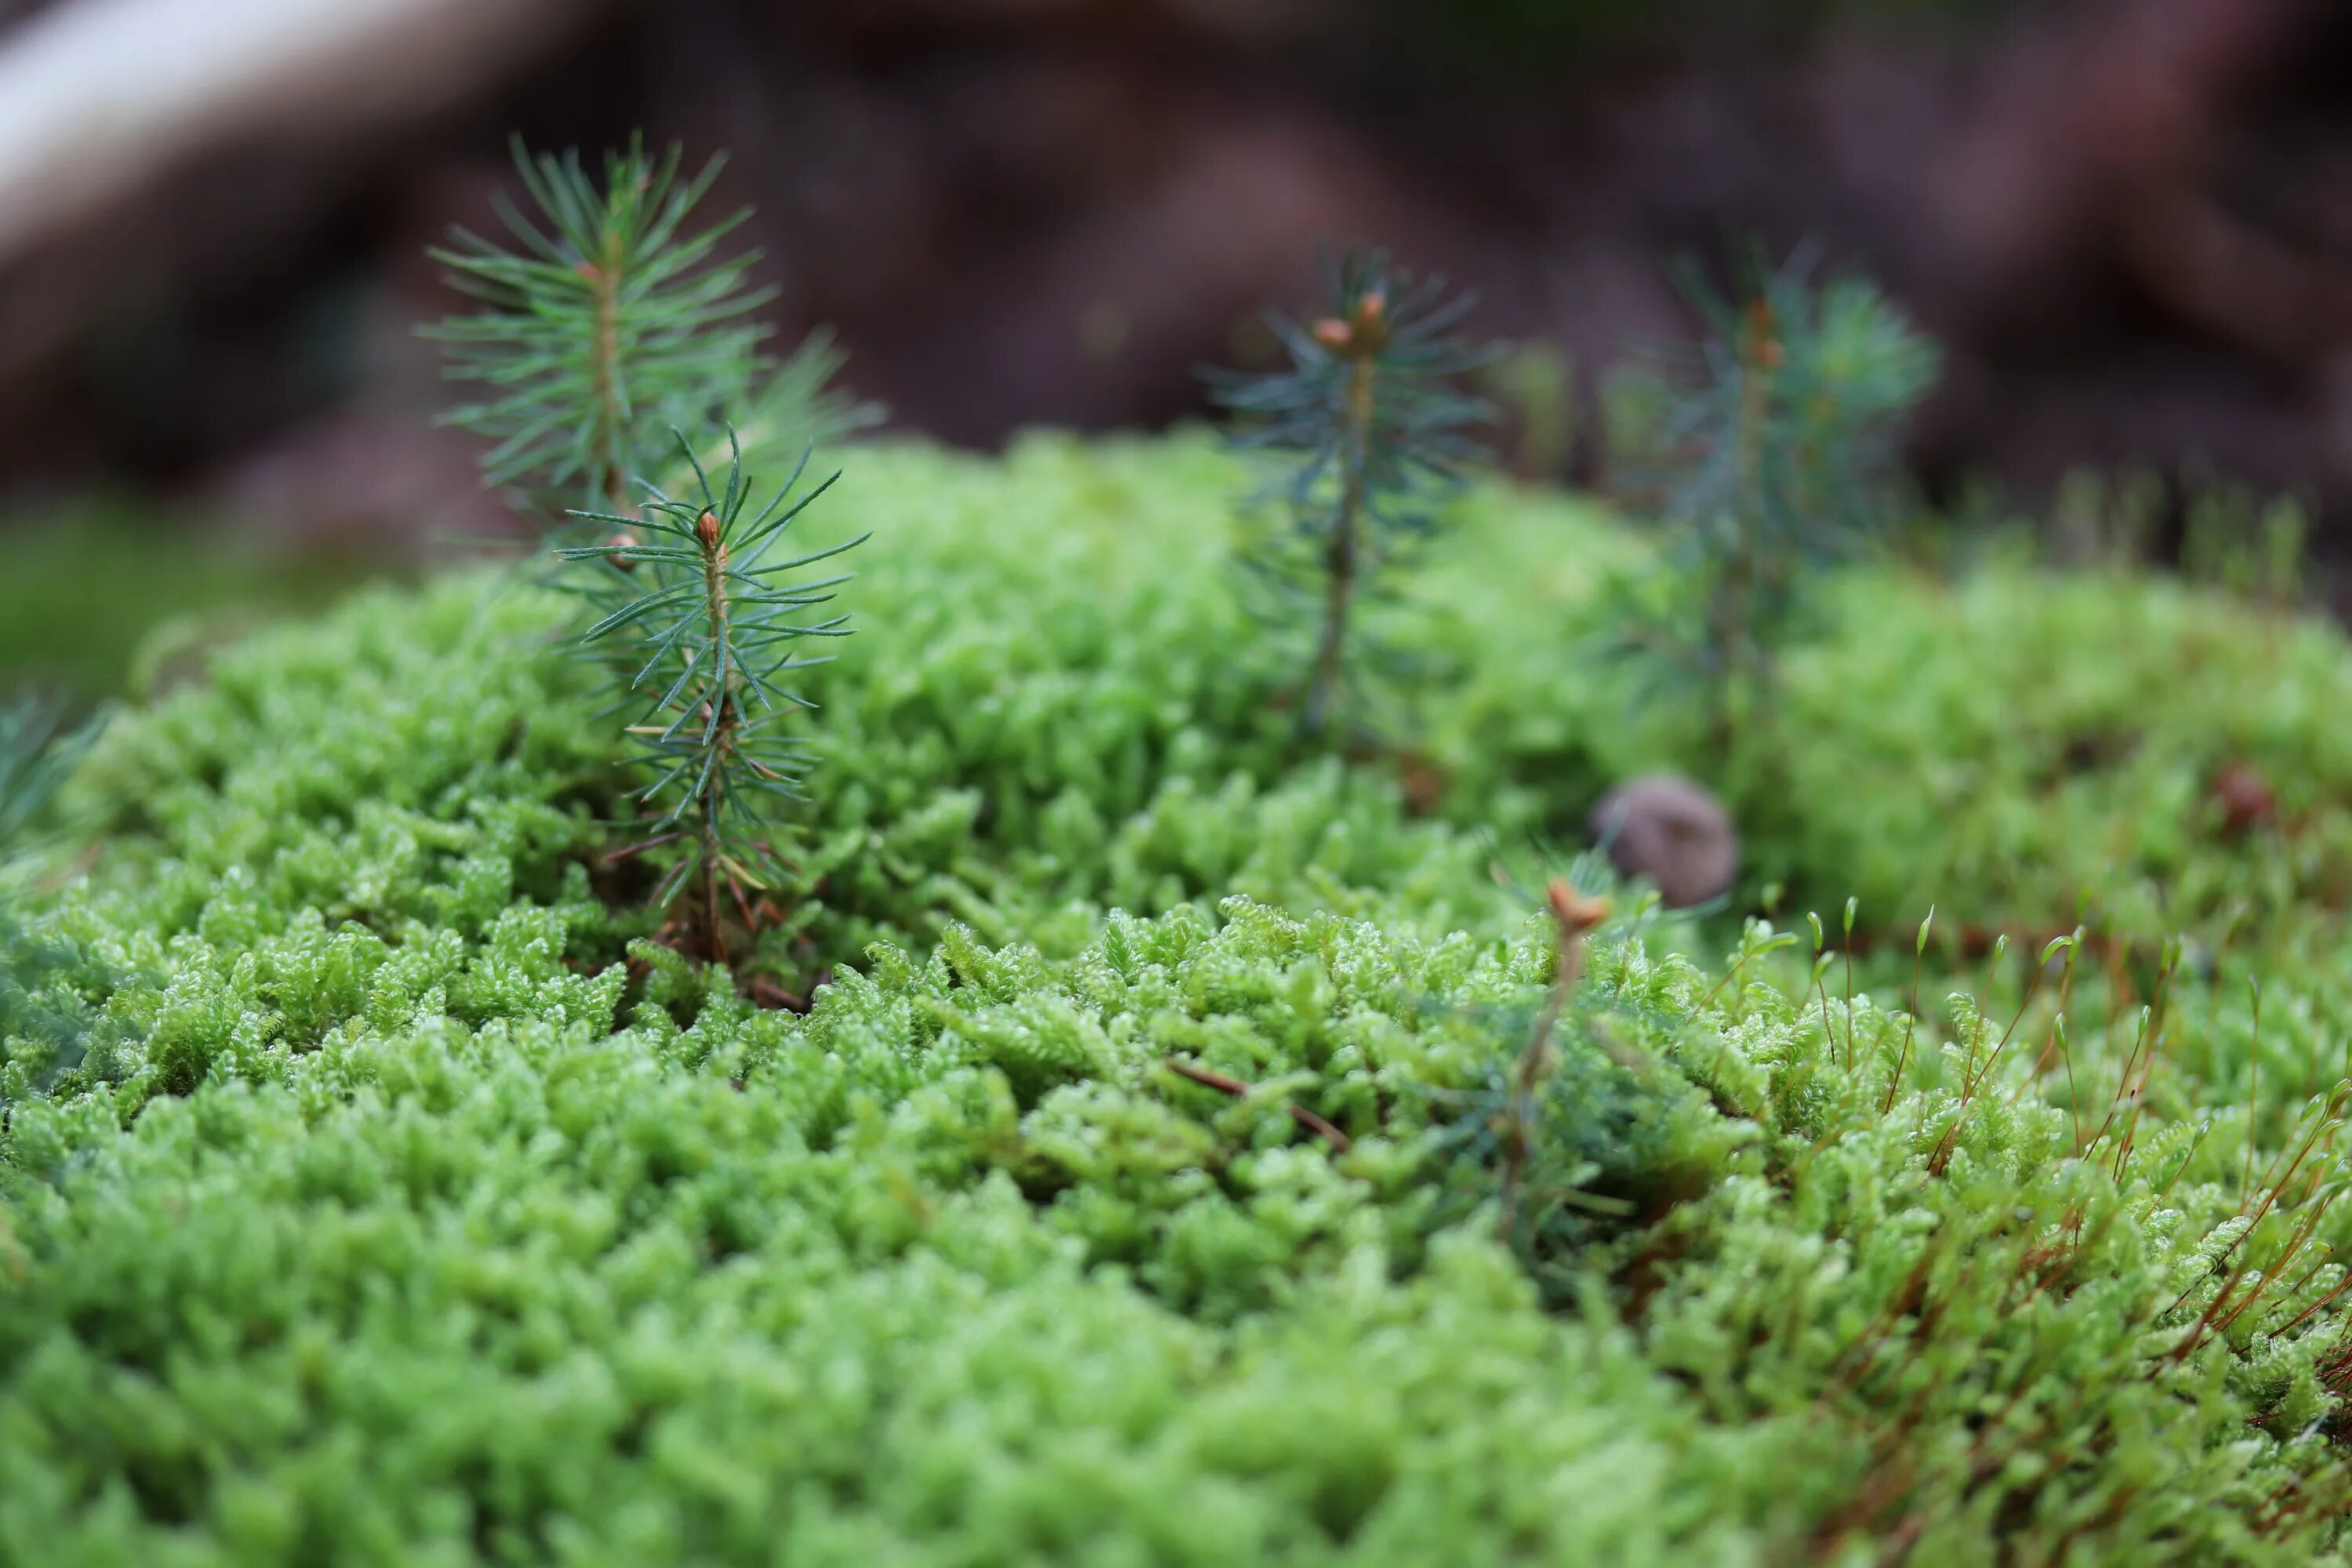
xmin=1744 ymin=299 xmax=1784 ymax=370
xmin=1349 ymin=289 xmax=1389 ymax=350
xmin=696 ymin=509 xmax=721 ymax=548
xmin=1545 ymin=878 xmax=1610 ymax=935
xmin=604 ymin=531 xmax=640 ymax=570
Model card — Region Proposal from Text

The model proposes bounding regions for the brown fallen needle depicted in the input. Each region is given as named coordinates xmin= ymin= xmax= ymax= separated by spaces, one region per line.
xmin=1165 ymin=1058 xmax=1352 ymax=1153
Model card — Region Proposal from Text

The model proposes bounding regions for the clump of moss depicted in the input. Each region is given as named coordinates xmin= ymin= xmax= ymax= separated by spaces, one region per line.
xmin=6 ymin=432 xmax=2352 ymax=1562
xmin=6 ymin=885 xmax=2349 ymax=1559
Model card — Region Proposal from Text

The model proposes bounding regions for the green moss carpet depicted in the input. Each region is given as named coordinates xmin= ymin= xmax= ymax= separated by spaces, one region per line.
xmin=6 ymin=434 xmax=2352 ymax=1564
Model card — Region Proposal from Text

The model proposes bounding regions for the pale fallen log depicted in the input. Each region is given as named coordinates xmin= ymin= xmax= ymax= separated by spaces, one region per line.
xmin=0 ymin=0 xmax=590 ymax=265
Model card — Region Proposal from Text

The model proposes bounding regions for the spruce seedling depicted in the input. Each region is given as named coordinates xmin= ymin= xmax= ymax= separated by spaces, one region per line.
xmin=563 ymin=430 xmax=864 ymax=962
xmin=2 ymin=696 xmax=102 ymax=1058
xmin=1205 ymin=246 xmax=1497 ymax=742
xmin=1497 ymin=876 xmax=1613 ymax=1243
xmin=429 ymin=136 xmax=773 ymax=517
xmin=429 ymin=135 xmax=880 ymax=968
xmin=0 ymin=697 xmax=98 ymax=868
xmin=430 ymin=136 xmax=880 ymax=530
xmin=1613 ymin=245 xmax=1937 ymax=744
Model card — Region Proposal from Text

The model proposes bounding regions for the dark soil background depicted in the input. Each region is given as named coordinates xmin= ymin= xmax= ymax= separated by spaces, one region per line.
xmin=4 ymin=0 xmax=2352 ymax=574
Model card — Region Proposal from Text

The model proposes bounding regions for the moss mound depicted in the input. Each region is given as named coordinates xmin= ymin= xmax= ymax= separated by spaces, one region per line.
xmin=6 ymin=434 xmax=2352 ymax=1563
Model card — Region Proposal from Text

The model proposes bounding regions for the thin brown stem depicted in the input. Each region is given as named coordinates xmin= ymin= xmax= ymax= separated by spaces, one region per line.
xmin=2244 ymin=980 xmax=2265 ymax=1209
xmin=1499 ymin=881 xmax=1611 ymax=1243
xmin=586 ymin=227 xmax=630 ymax=510
xmin=1710 ymin=312 xmax=1777 ymax=751
xmin=1165 ymin=1058 xmax=1351 ymax=1152
xmin=1842 ymin=916 xmax=1856 ymax=1069
xmin=696 ymin=816 xmax=727 ymax=965
xmin=1882 ymin=919 xmax=1929 ymax=1116
xmin=1305 ymin=350 xmax=1376 ymax=739
xmin=604 ymin=830 xmax=684 ymax=863
xmin=2274 ymin=1256 xmax=2352 ymax=1339
xmin=692 ymin=509 xmax=735 ymax=964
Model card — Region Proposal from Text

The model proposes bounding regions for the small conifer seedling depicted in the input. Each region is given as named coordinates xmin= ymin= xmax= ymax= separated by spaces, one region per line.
xmin=1206 ymin=247 xmax=1497 ymax=742
xmin=1 ymin=695 xmax=102 ymax=1059
xmin=0 ymin=697 xmax=97 ymax=873
xmin=1614 ymin=246 xmax=1937 ymax=745
xmin=430 ymin=136 xmax=873 ymax=967
xmin=563 ymin=433 xmax=863 ymax=962
xmin=428 ymin=136 xmax=773 ymax=517
xmin=429 ymin=136 xmax=879 ymax=527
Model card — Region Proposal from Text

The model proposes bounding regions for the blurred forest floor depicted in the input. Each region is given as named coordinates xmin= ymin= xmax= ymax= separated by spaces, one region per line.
xmin=5 ymin=0 xmax=2352 ymax=691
